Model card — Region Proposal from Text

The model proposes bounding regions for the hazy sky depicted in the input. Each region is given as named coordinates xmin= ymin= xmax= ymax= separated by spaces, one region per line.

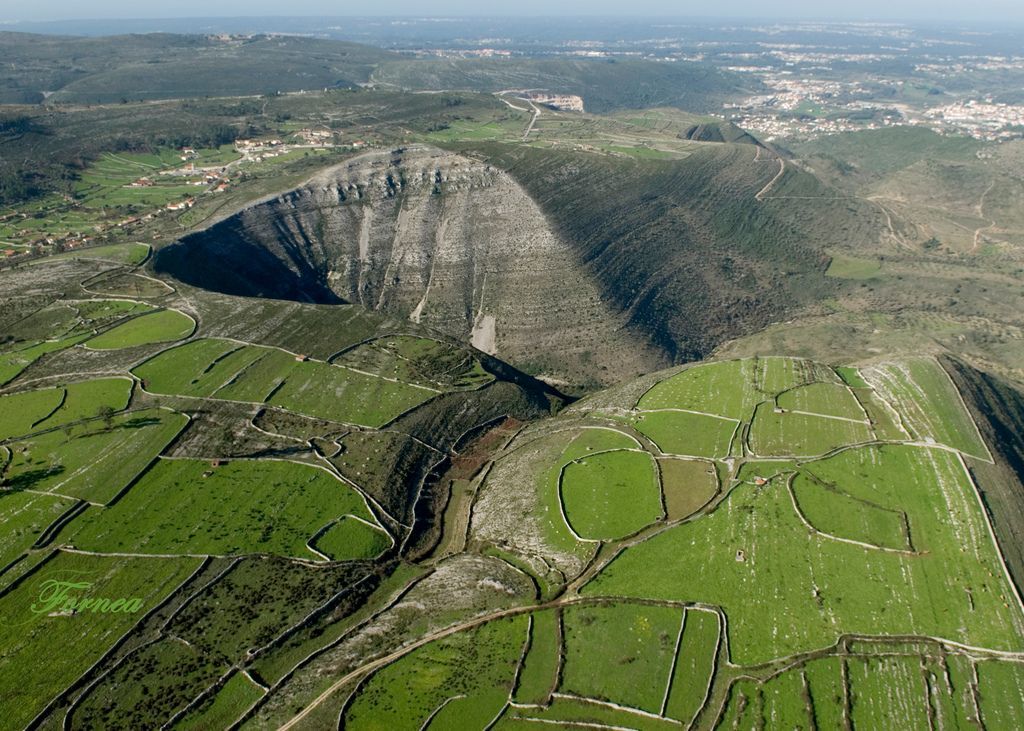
xmin=3 ymin=0 xmax=1023 ymax=22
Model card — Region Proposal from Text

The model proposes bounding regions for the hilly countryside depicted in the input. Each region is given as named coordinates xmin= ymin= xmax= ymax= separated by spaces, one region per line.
xmin=2 ymin=20 xmax=1024 ymax=730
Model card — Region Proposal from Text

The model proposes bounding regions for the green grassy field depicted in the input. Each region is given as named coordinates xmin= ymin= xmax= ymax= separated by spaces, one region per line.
xmin=561 ymin=602 xmax=683 ymax=713
xmin=343 ymin=615 xmax=527 ymax=730
xmin=313 ymin=516 xmax=391 ymax=560
xmin=658 ymin=458 xmax=718 ymax=521
xmin=664 ymin=609 xmax=719 ymax=724
xmin=0 ymin=335 xmax=90 ymax=385
xmin=792 ymin=472 xmax=911 ymax=550
xmin=749 ymin=401 xmax=872 ymax=456
xmin=3 ymin=409 xmax=188 ymax=504
xmin=0 ymin=387 xmax=66 ymax=440
xmin=0 ymin=491 xmax=76 ymax=568
xmin=848 ymin=655 xmax=930 ymax=730
xmin=560 ymin=450 xmax=662 ymax=540
xmin=585 ymin=443 xmax=1024 ymax=664
xmin=0 ymin=550 xmax=199 ymax=731
xmin=34 ymin=377 xmax=133 ymax=430
xmin=64 ymin=458 xmax=382 ymax=560
xmin=776 ymin=382 xmax=865 ymax=420
xmin=175 ymin=671 xmax=265 ymax=731
xmin=631 ymin=410 xmax=737 ymax=458
xmin=513 ymin=609 xmax=561 ymax=705
xmin=86 ymin=309 xmax=194 ymax=350
xmin=47 ymin=242 xmax=150 ymax=265
xmin=333 ymin=336 xmax=494 ymax=391
xmin=863 ymin=358 xmax=990 ymax=458
xmin=134 ymin=338 xmax=437 ymax=427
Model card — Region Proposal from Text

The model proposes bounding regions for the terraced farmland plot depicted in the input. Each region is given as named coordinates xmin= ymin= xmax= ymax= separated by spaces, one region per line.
xmin=659 ymin=458 xmax=718 ymax=520
xmin=176 ymin=671 xmax=265 ymax=731
xmin=3 ymin=409 xmax=188 ymax=504
xmin=638 ymin=359 xmax=759 ymax=419
xmin=64 ymin=458 xmax=382 ymax=560
xmin=34 ymin=377 xmax=133 ymax=430
xmin=213 ymin=347 xmax=300 ymax=402
xmin=0 ymin=551 xmax=200 ymax=731
xmin=560 ymin=449 xmax=662 ymax=540
xmin=753 ymin=355 xmax=840 ymax=394
xmin=848 ymin=656 xmax=930 ymax=730
xmin=716 ymin=679 xmax=762 ymax=729
xmin=862 ymin=357 xmax=989 ymax=458
xmin=0 ymin=491 xmax=76 ymax=569
xmin=561 ymin=602 xmax=683 ymax=714
xmin=976 ymin=660 xmax=1024 ymax=729
xmin=804 ymin=657 xmax=846 ymax=730
xmin=0 ymin=335 xmax=89 ymax=385
xmin=761 ymin=668 xmax=813 ymax=729
xmin=585 ymin=444 xmax=1024 ymax=664
xmin=342 ymin=615 xmax=527 ymax=730
xmin=312 ymin=515 xmax=391 ymax=560
xmin=664 ymin=609 xmax=719 ymax=724
xmin=86 ymin=308 xmax=194 ymax=350
xmin=749 ymin=401 xmax=872 ymax=456
xmin=632 ymin=410 xmax=737 ymax=457
xmin=0 ymin=387 xmax=66 ymax=440
xmin=513 ymin=609 xmax=561 ymax=705
xmin=776 ymin=381 xmax=865 ymax=420
xmin=268 ymin=360 xmax=436 ymax=427
xmin=135 ymin=339 xmax=265 ymax=397
xmin=791 ymin=473 xmax=911 ymax=551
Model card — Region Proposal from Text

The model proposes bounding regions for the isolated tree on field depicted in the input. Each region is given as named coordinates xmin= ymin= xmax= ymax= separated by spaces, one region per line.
xmin=95 ymin=405 xmax=115 ymax=430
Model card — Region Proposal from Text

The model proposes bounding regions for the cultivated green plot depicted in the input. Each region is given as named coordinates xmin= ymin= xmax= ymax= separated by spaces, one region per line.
xmin=268 ymin=360 xmax=436 ymax=428
xmin=946 ymin=655 xmax=981 ymax=729
xmin=343 ymin=615 xmax=527 ymax=730
xmin=134 ymin=338 xmax=245 ymax=397
xmin=805 ymin=657 xmax=846 ymax=730
xmin=791 ymin=474 xmax=911 ymax=551
xmin=848 ymin=656 xmax=930 ymax=731
xmin=214 ymin=347 xmax=299 ymax=402
xmin=754 ymin=356 xmax=839 ymax=395
xmin=0 ymin=335 xmax=89 ymax=385
xmin=639 ymin=360 xmax=759 ymax=419
xmin=86 ymin=308 xmax=194 ymax=350
xmin=863 ymin=358 xmax=989 ymax=458
xmin=0 ymin=491 xmax=76 ymax=569
xmin=854 ymin=387 xmax=909 ymax=441
xmin=560 ymin=450 xmax=661 ymax=540
xmin=0 ymin=387 xmax=66 ymax=441
xmin=777 ymin=381 xmax=865 ymax=420
xmin=659 ymin=458 xmax=718 ymax=521
xmin=632 ymin=410 xmax=737 ymax=457
xmin=34 ymin=377 xmax=133 ymax=430
xmin=175 ymin=671 xmax=264 ymax=731
xmin=664 ymin=609 xmax=719 ymax=724
xmin=762 ymin=668 xmax=812 ymax=729
xmin=3 ymin=409 xmax=188 ymax=504
xmin=313 ymin=516 xmax=390 ymax=560
xmin=585 ymin=443 xmax=1024 ymax=665
xmin=716 ymin=679 xmax=761 ymax=730
xmin=836 ymin=366 xmax=870 ymax=389
xmin=749 ymin=401 xmax=872 ymax=456
xmin=0 ymin=551 xmax=199 ymax=731
xmin=977 ymin=660 xmax=1024 ymax=730
xmin=513 ymin=609 xmax=561 ymax=705
xmin=561 ymin=602 xmax=683 ymax=714
xmin=64 ymin=459 xmax=380 ymax=560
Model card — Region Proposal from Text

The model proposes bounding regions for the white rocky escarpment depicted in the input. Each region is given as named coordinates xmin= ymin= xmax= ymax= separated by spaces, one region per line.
xmin=272 ymin=146 xmax=661 ymax=382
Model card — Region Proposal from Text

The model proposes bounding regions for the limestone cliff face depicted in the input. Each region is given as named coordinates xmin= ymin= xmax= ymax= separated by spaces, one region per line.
xmin=156 ymin=146 xmax=663 ymax=386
